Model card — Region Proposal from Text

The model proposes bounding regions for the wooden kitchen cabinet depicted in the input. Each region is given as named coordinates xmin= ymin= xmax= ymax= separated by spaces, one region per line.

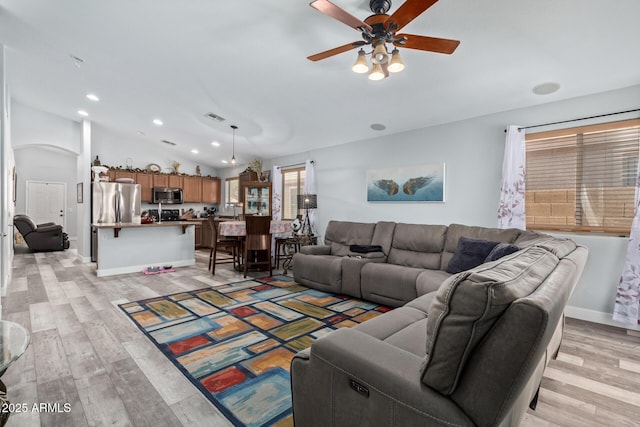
xmin=183 ymin=176 xmax=202 ymax=203
xmin=194 ymin=221 xmax=203 ymax=249
xmin=168 ymin=175 xmax=183 ymax=188
xmin=136 ymin=172 xmax=153 ymax=202
xmin=108 ymin=170 xmax=135 ymax=182
xmin=201 ymin=220 xmax=212 ymax=248
xmin=152 ymin=174 xmax=182 ymax=189
xmin=202 ymin=177 xmax=221 ymax=204
xmin=152 ymin=174 xmax=168 ymax=188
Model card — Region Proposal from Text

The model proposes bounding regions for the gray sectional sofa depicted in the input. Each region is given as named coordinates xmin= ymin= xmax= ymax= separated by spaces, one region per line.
xmin=293 ymin=220 xmax=541 ymax=307
xmin=291 ymin=221 xmax=588 ymax=426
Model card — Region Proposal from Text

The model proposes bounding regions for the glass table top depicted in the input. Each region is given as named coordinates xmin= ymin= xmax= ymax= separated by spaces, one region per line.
xmin=0 ymin=320 xmax=30 ymax=375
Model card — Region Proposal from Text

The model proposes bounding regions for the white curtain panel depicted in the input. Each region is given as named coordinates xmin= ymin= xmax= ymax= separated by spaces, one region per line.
xmin=613 ymin=159 xmax=640 ymax=326
xmin=304 ymin=160 xmax=317 ymax=234
xmin=497 ymin=125 xmax=526 ymax=230
xmin=271 ymin=165 xmax=282 ymax=221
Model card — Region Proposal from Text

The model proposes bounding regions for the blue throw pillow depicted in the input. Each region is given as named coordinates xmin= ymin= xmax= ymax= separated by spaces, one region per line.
xmin=446 ymin=237 xmax=500 ymax=274
xmin=484 ymin=242 xmax=520 ymax=263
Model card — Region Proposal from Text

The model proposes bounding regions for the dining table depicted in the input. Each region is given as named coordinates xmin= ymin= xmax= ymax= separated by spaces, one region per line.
xmin=218 ymin=219 xmax=292 ymax=237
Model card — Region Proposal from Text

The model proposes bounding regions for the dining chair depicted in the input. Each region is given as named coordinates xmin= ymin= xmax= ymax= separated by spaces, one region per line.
xmin=208 ymin=217 xmax=241 ymax=274
xmin=243 ymin=215 xmax=273 ymax=278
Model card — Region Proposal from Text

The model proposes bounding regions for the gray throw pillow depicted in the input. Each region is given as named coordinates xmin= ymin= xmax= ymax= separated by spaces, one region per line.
xmin=484 ymin=242 xmax=520 ymax=263
xmin=446 ymin=237 xmax=499 ymax=274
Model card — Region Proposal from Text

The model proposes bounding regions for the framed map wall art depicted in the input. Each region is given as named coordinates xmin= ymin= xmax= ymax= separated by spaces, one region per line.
xmin=367 ymin=163 xmax=445 ymax=202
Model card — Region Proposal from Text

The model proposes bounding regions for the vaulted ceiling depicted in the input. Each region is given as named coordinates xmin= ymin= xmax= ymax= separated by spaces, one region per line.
xmin=1 ymin=0 xmax=639 ymax=167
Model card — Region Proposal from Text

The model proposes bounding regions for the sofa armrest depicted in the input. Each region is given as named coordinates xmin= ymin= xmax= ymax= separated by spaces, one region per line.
xmin=292 ymin=328 xmax=474 ymax=426
xmin=299 ymin=245 xmax=331 ymax=255
xmin=35 ymin=224 xmax=63 ymax=234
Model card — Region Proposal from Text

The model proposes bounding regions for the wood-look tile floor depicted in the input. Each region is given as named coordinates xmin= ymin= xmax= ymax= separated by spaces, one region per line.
xmin=2 ymin=245 xmax=640 ymax=426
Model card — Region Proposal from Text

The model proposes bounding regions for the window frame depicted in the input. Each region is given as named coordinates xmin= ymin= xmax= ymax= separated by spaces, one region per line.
xmin=225 ymin=176 xmax=239 ymax=205
xmin=281 ymin=166 xmax=306 ymax=221
xmin=525 ymin=118 xmax=640 ymax=235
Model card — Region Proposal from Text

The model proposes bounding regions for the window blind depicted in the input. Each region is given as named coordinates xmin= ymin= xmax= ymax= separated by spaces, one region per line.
xmin=525 ymin=118 xmax=640 ymax=234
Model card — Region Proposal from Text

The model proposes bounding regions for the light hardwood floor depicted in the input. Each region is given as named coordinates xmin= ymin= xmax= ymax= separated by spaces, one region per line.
xmin=2 ymin=245 xmax=639 ymax=426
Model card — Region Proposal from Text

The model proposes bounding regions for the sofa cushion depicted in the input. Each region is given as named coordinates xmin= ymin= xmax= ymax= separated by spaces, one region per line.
xmin=446 ymin=237 xmax=499 ymax=274
xmin=405 ymin=292 xmax=436 ymax=314
xmin=422 ymin=245 xmax=561 ymax=395
xmin=440 ymin=224 xmax=521 ymax=270
xmin=325 ymin=221 xmax=377 ymax=256
xmin=415 ymin=269 xmax=453 ymax=296
xmin=484 ymin=242 xmax=520 ymax=263
xmin=361 ymin=263 xmax=422 ymax=307
xmin=387 ymin=223 xmax=447 ymax=269
xmin=354 ymin=306 xmax=428 ymax=357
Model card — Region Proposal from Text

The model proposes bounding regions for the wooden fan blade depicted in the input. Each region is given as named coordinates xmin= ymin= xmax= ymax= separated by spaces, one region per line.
xmin=310 ymin=0 xmax=373 ymax=32
xmin=386 ymin=0 xmax=439 ymax=32
xmin=394 ymin=33 xmax=460 ymax=54
xmin=307 ymin=41 xmax=365 ymax=61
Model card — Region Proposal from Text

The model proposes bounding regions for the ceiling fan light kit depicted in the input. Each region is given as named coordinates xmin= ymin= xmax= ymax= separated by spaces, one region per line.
xmin=388 ymin=48 xmax=405 ymax=72
xmin=369 ymin=63 xmax=385 ymax=81
xmin=371 ymin=42 xmax=389 ymax=65
xmin=308 ymin=0 xmax=459 ymax=80
xmin=352 ymin=49 xmax=369 ymax=73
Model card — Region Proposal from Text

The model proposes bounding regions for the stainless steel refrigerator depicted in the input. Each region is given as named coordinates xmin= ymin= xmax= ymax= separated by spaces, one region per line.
xmin=92 ymin=182 xmax=141 ymax=224
xmin=91 ymin=182 xmax=141 ymax=262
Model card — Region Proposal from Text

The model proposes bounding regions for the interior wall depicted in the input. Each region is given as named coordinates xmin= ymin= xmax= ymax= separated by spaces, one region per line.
xmin=13 ymin=146 xmax=78 ymax=235
xmin=0 ymin=43 xmax=14 ymax=301
xmin=11 ymin=101 xmax=80 ymax=152
xmin=265 ymin=84 xmax=640 ymax=329
xmin=91 ymin=124 xmax=219 ymax=177
xmin=11 ymin=101 xmax=81 ymax=239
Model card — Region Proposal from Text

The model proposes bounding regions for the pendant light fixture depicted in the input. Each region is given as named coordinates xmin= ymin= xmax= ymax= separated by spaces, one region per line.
xmin=230 ymin=125 xmax=237 ymax=165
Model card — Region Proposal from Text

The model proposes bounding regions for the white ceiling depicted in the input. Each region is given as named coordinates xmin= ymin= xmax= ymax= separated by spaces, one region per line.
xmin=1 ymin=0 xmax=639 ymax=168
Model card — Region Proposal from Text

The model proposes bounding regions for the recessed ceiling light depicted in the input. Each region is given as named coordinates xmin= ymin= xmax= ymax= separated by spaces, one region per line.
xmin=211 ymin=141 xmax=220 ymax=147
xmin=191 ymin=149 xmax=199 ymax=154
xmin=532 ymin=82 xmax=560 ymax=95
xmin=153 ymin=119 xmax=164 ymax=126
xmin=370 ymin=123 xmax=386 ymax=131
xmin=221 ymin=160 xmax=229 ymax=164
xmin=86 ymin=93 xmax=99 ymax=101
xmin=78 ymin=110 xmax=89 ymax=117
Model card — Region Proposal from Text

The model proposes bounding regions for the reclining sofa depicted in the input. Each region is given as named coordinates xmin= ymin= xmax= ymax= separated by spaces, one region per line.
xmin=291 ymin=221 xmax=588 ymax=426
xmin=14 ymin=214 xmax=69 ymax=252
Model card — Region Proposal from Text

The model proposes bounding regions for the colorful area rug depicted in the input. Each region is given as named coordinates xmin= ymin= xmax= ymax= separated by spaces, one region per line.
xmin=119 ymin=275 xmax=391 ymax=427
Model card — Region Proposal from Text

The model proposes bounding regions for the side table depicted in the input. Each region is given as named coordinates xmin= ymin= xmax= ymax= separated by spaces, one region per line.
xmin=282 ymin=235 xmax=318 ymax=274
xmin=0 ymin=320 xmax=30 ymax=427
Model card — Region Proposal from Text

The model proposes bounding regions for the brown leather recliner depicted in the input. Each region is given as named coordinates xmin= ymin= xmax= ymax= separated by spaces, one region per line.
xmin=13 ymin=214 xmax=69 ymax=252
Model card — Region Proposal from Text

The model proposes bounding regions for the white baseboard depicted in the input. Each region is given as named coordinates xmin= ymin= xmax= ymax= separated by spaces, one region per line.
xmin=565 ymin=305 xmax=640 ymax=332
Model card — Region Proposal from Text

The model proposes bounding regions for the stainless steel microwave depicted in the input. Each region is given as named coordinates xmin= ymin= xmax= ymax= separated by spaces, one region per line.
xmin=152 ymin=187 xmax=183 ymax=204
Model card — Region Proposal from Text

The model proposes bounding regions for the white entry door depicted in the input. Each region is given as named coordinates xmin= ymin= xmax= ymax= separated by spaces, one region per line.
xmin=26 ymin=181 xmax=66 ymax=228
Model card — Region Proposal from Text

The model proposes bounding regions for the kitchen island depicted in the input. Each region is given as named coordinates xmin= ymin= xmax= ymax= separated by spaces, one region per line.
xmin=92 ymin=221 xmax=196 ymax=277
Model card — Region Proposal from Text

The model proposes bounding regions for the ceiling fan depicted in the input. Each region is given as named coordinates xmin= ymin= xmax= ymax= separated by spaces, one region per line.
xmin=307 ymin=0 xmax=460 ymax=80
